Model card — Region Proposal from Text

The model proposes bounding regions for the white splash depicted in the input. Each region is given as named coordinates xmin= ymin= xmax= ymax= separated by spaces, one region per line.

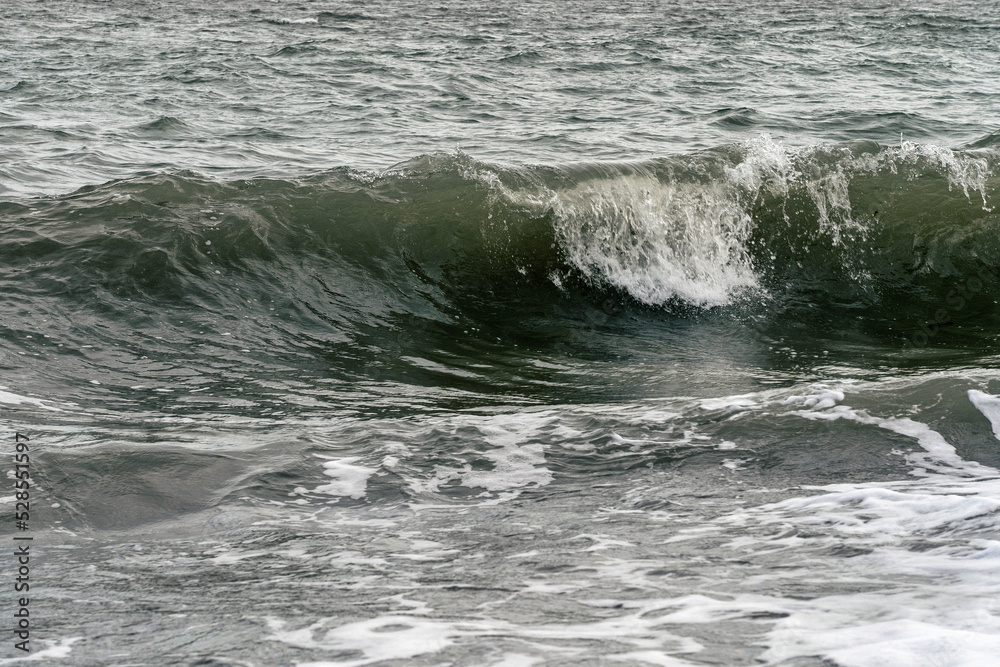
xmin=550 ymin=172 xmax=758 ymax=307
xmin=313 ymin=458 xmax=377 ymax=499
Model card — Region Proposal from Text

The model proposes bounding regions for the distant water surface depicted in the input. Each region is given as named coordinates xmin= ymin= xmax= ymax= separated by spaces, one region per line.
xmin=3 ymin=0 xmax=1000 ymax=194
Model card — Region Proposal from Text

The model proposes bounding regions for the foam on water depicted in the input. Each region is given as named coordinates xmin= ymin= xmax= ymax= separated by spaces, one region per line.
xmin=311 ymin=458 xmax=378 ymax=499
xmin=969 ymin=389 xmax=1000 ymax=440
xmin=765 ymin=619 xmax=1000 ymax=667
xmin=406 ymin=412 xmax=557 ymax=502
xmin=259 ymin=384 xmax=1000 ymax=666
xmin=0 ymin=388 xmax=64 ymax=412
xmin=788 ymin=388 xmax=995 ymax=474
xmin=268 ymin=599 xmax=707 ymax=667
xmin=268 ymin=16 xmax=320 ymax=25
xmin=0 ymin=637 xmax=81 ymax=664
xmin=747 ymin=388 xmax=1000 ymax=666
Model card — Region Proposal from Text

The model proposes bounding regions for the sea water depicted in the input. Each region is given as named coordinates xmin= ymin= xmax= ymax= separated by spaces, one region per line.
xmin=2 ymin=1 xmax=1000 ymax=665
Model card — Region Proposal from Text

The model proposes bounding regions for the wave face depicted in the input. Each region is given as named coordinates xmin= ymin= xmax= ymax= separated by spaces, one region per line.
xmin=2 ymin=139 xmax=999 ymax=418
xmin=4 ymin=138 xmax=998 ymax=343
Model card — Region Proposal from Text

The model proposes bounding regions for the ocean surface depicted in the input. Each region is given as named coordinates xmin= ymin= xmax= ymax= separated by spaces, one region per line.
xmin=2 ymin=0 xmax=1000 ymax=665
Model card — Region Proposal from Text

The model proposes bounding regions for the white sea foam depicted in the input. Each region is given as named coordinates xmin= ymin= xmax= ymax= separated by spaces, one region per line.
xmin=211 ymin=550 xmax=266 ymax=565
xmin=327 ymin=551 xmax=390 ymax=568
xmin=270 ymin=16 xmax=319 ymax=25
xmin=700 ymin=393 xmax=762 ymax=412
xmin=409 ymin=412 xmax=556 ymax=500
xmin=782 ymin=387 xmax=844 ymax=410
xmin=269 ymin=600 xmax=705 ymax=666
xmin=739 ymin=385 xmax=1000 ymax=665
xmin=788 ymin=388 xmax=996 ymax=475
xmin=0 ymin=637 xmax=81 ymax=664
xmin=0 ymin=388 xmax=63 ymax=412
xmin=969 ymin=389 xmax=1000 ymax=440
xmin=550 ymin=173 xmax=758 ymax=307
xmin=313 ymin=458 xmax=377 ymax=499
xmin=763 ymin=606 xmax=1000 ymax=667
xmin=269 ymin=615 xmax=462 ymax=666
xmin=266 ymin=381 xmax=1000 ymax=666
xmin=487 ymin=654 xmax=545 ymax=667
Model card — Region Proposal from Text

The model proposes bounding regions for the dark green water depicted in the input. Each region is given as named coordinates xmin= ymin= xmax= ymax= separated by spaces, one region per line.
xmin=3 ymin=1 xmax=1000 ymax=665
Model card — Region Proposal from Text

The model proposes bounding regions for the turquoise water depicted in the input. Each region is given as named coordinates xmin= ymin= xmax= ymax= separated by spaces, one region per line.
xmin=2 ymin=1 xmax=1000 ymax=665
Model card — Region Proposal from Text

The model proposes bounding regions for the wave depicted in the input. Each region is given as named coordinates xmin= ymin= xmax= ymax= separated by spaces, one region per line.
xmin=131 ymin=115 xmax=193 ymax=135
xmin=265 ymin=17 xmax=320 ymax=26
xmin=317 ymin=11 xmax=376 ymax=22
xmin=2 ymin=137 xmax=999 ymax=373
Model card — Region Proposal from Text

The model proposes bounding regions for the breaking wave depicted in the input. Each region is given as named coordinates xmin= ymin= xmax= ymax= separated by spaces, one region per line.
xmin=2 ymin=136 xmax=999 ymax=397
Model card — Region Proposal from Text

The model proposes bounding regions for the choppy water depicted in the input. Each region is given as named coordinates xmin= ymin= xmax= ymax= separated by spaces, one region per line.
xmin=3 ymin=1 xmax=1000 ymax=665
